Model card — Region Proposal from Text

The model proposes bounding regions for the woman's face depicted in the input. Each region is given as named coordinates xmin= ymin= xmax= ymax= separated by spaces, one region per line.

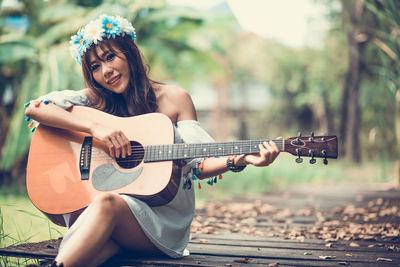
xmin=88 ymin=44 xmax=130 ymax=96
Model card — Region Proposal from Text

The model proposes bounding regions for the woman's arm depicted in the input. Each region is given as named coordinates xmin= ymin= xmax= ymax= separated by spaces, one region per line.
xmin=25 ymin=101 xmax=93 ymax=134
xmin=25 ymin=91 xmax=131 ymax=159
xmin=196 ymin=141 xmax=280 ymax=179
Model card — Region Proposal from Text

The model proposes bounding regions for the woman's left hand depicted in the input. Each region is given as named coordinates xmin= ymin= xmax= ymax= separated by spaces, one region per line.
xmin=235 ymin=139 xmax=281 ymax=167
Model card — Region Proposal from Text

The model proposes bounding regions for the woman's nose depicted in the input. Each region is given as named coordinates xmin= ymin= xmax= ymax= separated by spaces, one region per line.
xmin=102 ymin=63 xmax=113 ymax=77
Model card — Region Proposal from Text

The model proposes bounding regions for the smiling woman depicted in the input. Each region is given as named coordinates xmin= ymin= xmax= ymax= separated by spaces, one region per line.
xmin=23 ymin=14 xmax=280 ymax=267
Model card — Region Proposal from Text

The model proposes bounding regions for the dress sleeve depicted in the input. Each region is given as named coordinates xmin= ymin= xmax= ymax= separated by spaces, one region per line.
xmin=32 ymin=89 xmax=91 ymax=109
xmin=175 ymin=120 xmax=214 ymax=144
xmin=25 ymin=90 xmax=91 ymax=132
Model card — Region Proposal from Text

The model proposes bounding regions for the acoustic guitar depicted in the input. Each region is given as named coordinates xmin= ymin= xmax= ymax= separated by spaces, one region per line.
xmin=26 ymin=106 xmax=338 ymax=226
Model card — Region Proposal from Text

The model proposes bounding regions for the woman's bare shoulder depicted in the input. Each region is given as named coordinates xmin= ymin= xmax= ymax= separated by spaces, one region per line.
xmin=155 ymin=84 xmax=197 ymax=121
xmin=157 ymin=85 xmax=191 ymax=103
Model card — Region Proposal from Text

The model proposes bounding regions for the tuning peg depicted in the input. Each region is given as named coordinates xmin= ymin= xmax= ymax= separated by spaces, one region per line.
xmin=309 ymin=149 xmax=316 ymax=164
xmin=322 ymin=150 xmax=328 ymax=165
xmin=309 ymin=131 xmax=315 ymax=142
xmin=296 ymin=148 xmax=303 ymax=163
xmin=296 ymin=132 xmax=302 ymax=142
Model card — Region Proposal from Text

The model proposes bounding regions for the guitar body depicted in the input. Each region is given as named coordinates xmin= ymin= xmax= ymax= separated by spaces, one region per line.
xmin=27 ymin=106 xmax=180 ymax=225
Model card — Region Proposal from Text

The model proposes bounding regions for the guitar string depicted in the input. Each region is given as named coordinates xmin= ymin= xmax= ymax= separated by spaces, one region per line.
xmin=36 ymin=141 xmax=285 ymax=158
xmin=42 ymin=139 xmax=332 ymax=163
xmin=75 ymin=141 xmax=287 ymax=163
xmin=39 ymin=138 xmax=333 ymax=164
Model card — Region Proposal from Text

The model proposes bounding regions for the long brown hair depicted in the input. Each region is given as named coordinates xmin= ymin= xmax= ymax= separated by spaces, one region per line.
xmin=81 ymin=35 xmax=158 ymax=117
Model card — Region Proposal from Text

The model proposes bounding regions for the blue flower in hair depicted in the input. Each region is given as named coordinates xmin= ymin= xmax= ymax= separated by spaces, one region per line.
xmin=70 ymin=29 xmax=89 ymax=54
xmin=101 ymin=16 xmax=120 ymax=38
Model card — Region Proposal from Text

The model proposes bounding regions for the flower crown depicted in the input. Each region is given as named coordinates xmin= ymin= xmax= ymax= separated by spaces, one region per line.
xmin=69 ymin=14 xmax=136 ymax=65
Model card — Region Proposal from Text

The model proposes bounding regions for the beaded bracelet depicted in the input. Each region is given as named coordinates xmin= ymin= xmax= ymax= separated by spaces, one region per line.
xmin=226 ymin=156 xmax=246 ymax=172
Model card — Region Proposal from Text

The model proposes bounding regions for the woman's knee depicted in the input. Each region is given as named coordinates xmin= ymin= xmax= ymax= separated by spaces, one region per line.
xmin=91 ymin=192 xmax=125 ymax=216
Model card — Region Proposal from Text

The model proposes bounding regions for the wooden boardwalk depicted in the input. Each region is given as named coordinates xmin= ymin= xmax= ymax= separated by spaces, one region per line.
xmin=1 ymin=184 xmax=399 ymax=266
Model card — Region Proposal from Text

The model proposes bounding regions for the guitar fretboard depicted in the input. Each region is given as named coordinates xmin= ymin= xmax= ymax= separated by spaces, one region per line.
xmin=143 ymin=140 xmax=283 ymax=162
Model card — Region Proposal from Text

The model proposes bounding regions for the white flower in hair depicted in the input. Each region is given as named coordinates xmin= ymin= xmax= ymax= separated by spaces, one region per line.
xmin=84 ymin=19 xmax=105 ymax=45
xmin=116 ymin=16 xmax=136 ymax=40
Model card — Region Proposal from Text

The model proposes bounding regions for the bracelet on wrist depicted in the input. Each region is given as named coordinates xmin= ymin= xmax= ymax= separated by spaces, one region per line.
xmin=226 ymin=156 xmax=246 ymax=172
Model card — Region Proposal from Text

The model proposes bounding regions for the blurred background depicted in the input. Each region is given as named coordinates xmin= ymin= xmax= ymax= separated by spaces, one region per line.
xmin=0 ymin=0 xmax=399 ymax=257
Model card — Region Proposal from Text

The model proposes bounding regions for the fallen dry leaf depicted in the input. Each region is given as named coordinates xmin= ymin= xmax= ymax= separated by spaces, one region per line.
xmin=387 ymin=245 xmax=395 ymax=251
xmin=376 ymin=257 xmax=393 ymax=262
xmin=234 ymin=257 xmax=252 ymax=263
xmin=268 ymin=263 xmax=280 ymax=267
xmin=338 ymin=262 xmax=350 ymax=265
xmin=349 ymin=242 xmax=360 ymax=247
xmin=319 ymin=255 xmax=336 ymax=260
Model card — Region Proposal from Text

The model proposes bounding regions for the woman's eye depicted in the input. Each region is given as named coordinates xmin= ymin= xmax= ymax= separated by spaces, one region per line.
xmin=90 ymin=64 xmax=99 ymax=71
xmin=106 ymin=54 xmax=115 ymax=61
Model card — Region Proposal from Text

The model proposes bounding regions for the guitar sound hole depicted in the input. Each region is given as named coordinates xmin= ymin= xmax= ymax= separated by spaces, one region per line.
xmin=116 ymin=141 xmax=144 ymax=169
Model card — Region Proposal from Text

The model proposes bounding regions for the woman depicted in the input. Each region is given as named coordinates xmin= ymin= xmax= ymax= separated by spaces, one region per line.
xmin=25 ymin=14 xmax=280 ymax=267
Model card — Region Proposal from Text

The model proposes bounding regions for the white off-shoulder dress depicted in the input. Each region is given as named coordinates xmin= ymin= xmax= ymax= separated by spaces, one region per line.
xmin=31 ymin=90 xmax=214 ymax=258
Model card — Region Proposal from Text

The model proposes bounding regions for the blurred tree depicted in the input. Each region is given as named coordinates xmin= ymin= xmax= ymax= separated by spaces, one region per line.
xmin=362 ymin=0 xmax=400 ymax=176
xmin=339 ymin=0 xmax=369 ymax=163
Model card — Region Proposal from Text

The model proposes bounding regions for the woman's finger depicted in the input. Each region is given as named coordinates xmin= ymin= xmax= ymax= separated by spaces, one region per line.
xmin=115 ymin=134 xmax=126 ymax=158
xmin=105 ymin=137 xmax=116 ymax=158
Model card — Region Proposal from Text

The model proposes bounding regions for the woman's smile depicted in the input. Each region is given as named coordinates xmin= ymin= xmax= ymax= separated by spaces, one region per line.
xmin=107 ymin=74 xmax=121 ymax=86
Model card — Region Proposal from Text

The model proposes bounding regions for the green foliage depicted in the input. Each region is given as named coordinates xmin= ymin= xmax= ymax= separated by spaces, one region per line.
xmin=0 ymin=40 xmax=35 ymax=63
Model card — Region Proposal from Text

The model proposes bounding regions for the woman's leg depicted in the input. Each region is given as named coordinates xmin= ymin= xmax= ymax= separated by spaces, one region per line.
xmin=55 ymin=192 xmax=161 ymax=267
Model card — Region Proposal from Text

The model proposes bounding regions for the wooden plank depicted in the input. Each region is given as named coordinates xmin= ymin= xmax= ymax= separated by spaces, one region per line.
xmin=2 ymin=235 xmax=398 ymax=266
xmin=191 ymin=234 xmax=396 ymax=253
xmin=188 ymin=242 xmax=399 ymax=265
xmin=105 ymin=254 xmax=382 ymax=267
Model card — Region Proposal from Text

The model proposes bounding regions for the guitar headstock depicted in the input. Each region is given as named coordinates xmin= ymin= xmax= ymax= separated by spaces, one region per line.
xmin=284 ymin=133 xmax=338 ymax=165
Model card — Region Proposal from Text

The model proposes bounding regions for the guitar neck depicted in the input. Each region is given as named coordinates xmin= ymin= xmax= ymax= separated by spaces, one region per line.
xmin=143 ymin=139 xmax=284 ymax=162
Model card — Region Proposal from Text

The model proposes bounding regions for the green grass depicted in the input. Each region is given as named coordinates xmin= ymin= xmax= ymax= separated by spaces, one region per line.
xmin=0 ymin=193 xmax=66 ymax=248
xmin=0 ymin=189 xmax=66 ymax=266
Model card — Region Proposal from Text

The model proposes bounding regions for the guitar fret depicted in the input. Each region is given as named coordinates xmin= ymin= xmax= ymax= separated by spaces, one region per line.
xmin=168 ymin=144 xmax=173 ymax=160
xmin=149 ymin=146 xmax=153 ymax=161
xmin=161 ymin=145 xmax=165 ymax=161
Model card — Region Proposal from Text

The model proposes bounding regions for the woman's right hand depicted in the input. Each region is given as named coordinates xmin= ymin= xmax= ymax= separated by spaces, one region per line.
xmin=90 ymin=122 xmax=131 ymax=159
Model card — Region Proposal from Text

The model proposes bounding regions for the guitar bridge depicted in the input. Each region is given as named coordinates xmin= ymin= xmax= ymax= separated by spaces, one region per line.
xmin=80 ymin=136 xmax=93 ymax=180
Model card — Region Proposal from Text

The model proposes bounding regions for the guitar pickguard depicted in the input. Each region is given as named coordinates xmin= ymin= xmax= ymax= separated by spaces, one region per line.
xmin=92 ymin=164 xmax=143 ymax=191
